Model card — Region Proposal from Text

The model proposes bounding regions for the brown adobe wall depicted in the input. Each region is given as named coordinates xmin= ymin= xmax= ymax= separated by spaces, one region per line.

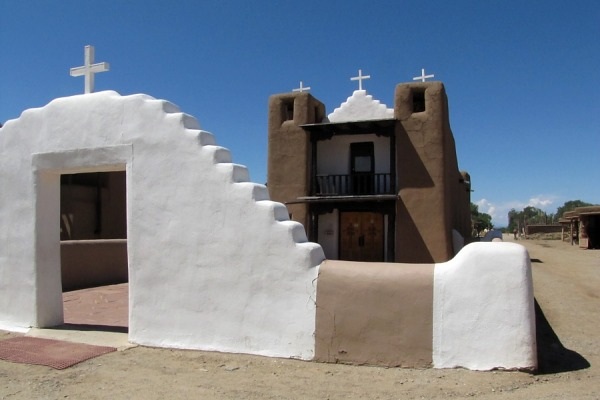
xmin=61 ymin=239 xmax=128 ymax=291
xmin=60 ymin=171 xmax=127 ymax=240
xmin=394 ymin=82 xmax=458 ymax=263
xmin=267 ymin=93 xmax=325 ymax=228
xmin=456 ymin=171 xmax=473 ymax=239
xmin=526 ymin=225 xmax=562 ymax=235
xmin=575 ymin=206 xmax=600 ymax=214
xmin=440 ymin=99 xmax=472 ymax=244
xmin=436 ymin=85 xmax=472 ymax=245
xmin=314 ymin=260 xmax=434 ymax=367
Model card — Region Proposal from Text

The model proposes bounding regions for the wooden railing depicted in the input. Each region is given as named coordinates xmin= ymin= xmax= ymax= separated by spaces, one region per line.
xmin=314 ymin=173 xmax=394 ymax=196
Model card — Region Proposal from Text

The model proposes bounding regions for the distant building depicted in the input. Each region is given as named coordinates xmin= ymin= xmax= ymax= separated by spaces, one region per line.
xmin=267 ymin=81 xmax=472 ymax=263
xmin=560 ymin=206 xmax=600 ymax=248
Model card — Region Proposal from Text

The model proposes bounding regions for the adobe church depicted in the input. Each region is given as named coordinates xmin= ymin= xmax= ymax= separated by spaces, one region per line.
xmin=0 ymin=51 xmax=537 ymax=370
xmin=268 ymin=72 xmax=472 ymax=263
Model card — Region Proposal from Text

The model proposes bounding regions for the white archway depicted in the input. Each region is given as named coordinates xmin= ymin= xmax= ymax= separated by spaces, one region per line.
xmin=32 ymin=145 xmax=131 ymax=327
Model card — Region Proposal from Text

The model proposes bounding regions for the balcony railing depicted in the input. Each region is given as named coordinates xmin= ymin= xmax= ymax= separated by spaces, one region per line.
xmin=314 ymin=173 xmax=394 ymax=196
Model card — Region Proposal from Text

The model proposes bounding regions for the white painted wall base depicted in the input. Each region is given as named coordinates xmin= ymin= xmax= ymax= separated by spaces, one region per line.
xmin=433 ymin=242 xmax=537 ymax=370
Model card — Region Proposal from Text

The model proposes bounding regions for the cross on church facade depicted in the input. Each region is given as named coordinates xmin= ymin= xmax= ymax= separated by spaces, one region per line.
xmin=413 ymin=68 xmax=434 ymax=82
xmin=70 ymin=45 xmax=110 ymax=94
xmin=350 ymin=69 xmax=370 ymax=90
xmin=292 ymin=81 xmax=311 ymax=93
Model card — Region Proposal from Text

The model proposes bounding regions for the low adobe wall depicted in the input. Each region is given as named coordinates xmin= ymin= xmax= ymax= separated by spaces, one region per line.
xmin=60 ymin=239 xmax=128 ymax=291
xmin=315 ymin=242 xmax=537 ymax=370
xmin=316 ymin=261 xmax=434 ymax=367
xmin=526 ymin=225 xmax=562 ymax=235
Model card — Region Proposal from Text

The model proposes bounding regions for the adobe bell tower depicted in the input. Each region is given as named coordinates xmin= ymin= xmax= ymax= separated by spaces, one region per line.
xmin=267 ymin=91 xmax=325 ymax=230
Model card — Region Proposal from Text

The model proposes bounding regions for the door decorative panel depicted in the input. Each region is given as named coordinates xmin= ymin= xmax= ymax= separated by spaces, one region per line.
xmin=340 ymin=212 xmax=384 ymax=262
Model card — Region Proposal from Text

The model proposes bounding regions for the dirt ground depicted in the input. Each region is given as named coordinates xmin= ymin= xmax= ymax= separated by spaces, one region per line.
xmin=1 ymin=236 xmax=599 ymax=399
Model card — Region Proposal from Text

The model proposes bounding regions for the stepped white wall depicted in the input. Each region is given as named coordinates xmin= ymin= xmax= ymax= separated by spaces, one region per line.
xmin=328 ymin=89 xmax=394 ymax=122
xmin=0 ymin=91 xmax=324 ymax=359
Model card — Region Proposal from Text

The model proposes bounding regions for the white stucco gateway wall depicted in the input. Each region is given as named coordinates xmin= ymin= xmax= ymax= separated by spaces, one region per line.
xmin=0 ymin=91 xmax=324 ymax=359
xmin=432 ymin=242 xmax=537 ymax=370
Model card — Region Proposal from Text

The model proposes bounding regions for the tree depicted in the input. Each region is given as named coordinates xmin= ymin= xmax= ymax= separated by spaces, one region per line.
xmin=523 ymin=206 xmax=544 ymax=224
xmin=555 ymin=200 xmax=595 ymax=219
xmin=471 ymin=203 xmax=493 ymax=234
xmin=507 ymin=206 xmax=554 ymax=230
xmin=508 ymin=209 xmax=522 ymax=232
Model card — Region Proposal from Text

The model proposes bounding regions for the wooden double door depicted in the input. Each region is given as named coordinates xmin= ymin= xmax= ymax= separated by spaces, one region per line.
xmin=339 ymin=212 xmax=384 ymax=262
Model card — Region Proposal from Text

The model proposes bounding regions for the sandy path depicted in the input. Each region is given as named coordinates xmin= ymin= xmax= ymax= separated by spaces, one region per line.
xmin=1 ymin=237 xmax=599 ymax=399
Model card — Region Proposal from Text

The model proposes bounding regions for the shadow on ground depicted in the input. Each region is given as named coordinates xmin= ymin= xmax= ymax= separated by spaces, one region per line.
xmin=535 ymin=298 xmax=590 ymax=374
xmin=51 ymin=323 xmax=128 ymax=334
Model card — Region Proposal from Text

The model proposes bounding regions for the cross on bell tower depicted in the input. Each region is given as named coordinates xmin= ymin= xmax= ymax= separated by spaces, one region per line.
xmin=350 ymin=69 xmax=371 ymax=90
xmin=70 ymin=45 xmax=110 ymax=94
xmin=292 ymin=81 xmax=311 ymax=93
xmin=412 ymin=68 xmax=434 ymax=82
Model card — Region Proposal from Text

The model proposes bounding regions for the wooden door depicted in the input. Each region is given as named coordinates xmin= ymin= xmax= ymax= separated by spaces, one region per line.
xmin=339 ymin=212 xmax=384 ymax=262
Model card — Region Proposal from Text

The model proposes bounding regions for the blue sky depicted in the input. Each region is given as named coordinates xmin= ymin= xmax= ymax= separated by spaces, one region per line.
xmin=1 ymin=0 xmax=598 ymax=226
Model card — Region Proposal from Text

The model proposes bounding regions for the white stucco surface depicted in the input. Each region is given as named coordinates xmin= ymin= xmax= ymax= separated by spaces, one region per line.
xmin=317 ymin=134 xmax=391 ymax=176
xmin=432 ymin=242 xmax=537 ymax=370
xmin=0 ymin=91 xmax=324 ymax=359
xmin=328 ymin=90 xmax=394 ymax=123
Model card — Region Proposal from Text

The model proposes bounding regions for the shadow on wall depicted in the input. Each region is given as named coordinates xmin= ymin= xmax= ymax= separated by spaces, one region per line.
xmin=534 ymin=298 xmax=589 ymax=374
xmin=395 ymin=124 xmax=434 ymax=189
xmin=396 ymin=201 xmax=434 ymax=263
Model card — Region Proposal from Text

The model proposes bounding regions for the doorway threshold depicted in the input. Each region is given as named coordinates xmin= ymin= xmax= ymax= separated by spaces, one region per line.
xmin=26 ymin=326 xmax=134 ymax=351
xmin=27 ymin=282 xmax=134 ymax=350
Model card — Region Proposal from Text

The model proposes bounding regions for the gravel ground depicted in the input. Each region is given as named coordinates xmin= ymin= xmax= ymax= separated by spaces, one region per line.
xmin=1 ymin=236 xmax=598 ymax=399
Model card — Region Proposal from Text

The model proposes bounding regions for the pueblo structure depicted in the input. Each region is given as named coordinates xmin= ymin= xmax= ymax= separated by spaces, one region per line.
xmin=561 ymin=206 xmax=600 ymax=249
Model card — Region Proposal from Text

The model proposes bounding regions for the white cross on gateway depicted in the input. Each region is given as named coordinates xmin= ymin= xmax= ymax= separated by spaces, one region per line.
xmin=70 ymin=45 xmax=110 ymax=94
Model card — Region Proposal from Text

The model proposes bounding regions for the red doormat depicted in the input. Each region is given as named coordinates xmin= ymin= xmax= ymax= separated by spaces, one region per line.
xmin=0 ymin=336 xmax=116 ymax=370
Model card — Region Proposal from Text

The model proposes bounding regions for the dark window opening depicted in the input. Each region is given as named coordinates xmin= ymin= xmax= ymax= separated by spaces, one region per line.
xmin=350 ymin=142 xmax=375 ymax=195
xmin=284 ymin=101 xmax=294 ymax=121
xmin=412 ymin=89 xmax=426 ymax=113
xmin=61 ymin=172 xmax=107 ymax=188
